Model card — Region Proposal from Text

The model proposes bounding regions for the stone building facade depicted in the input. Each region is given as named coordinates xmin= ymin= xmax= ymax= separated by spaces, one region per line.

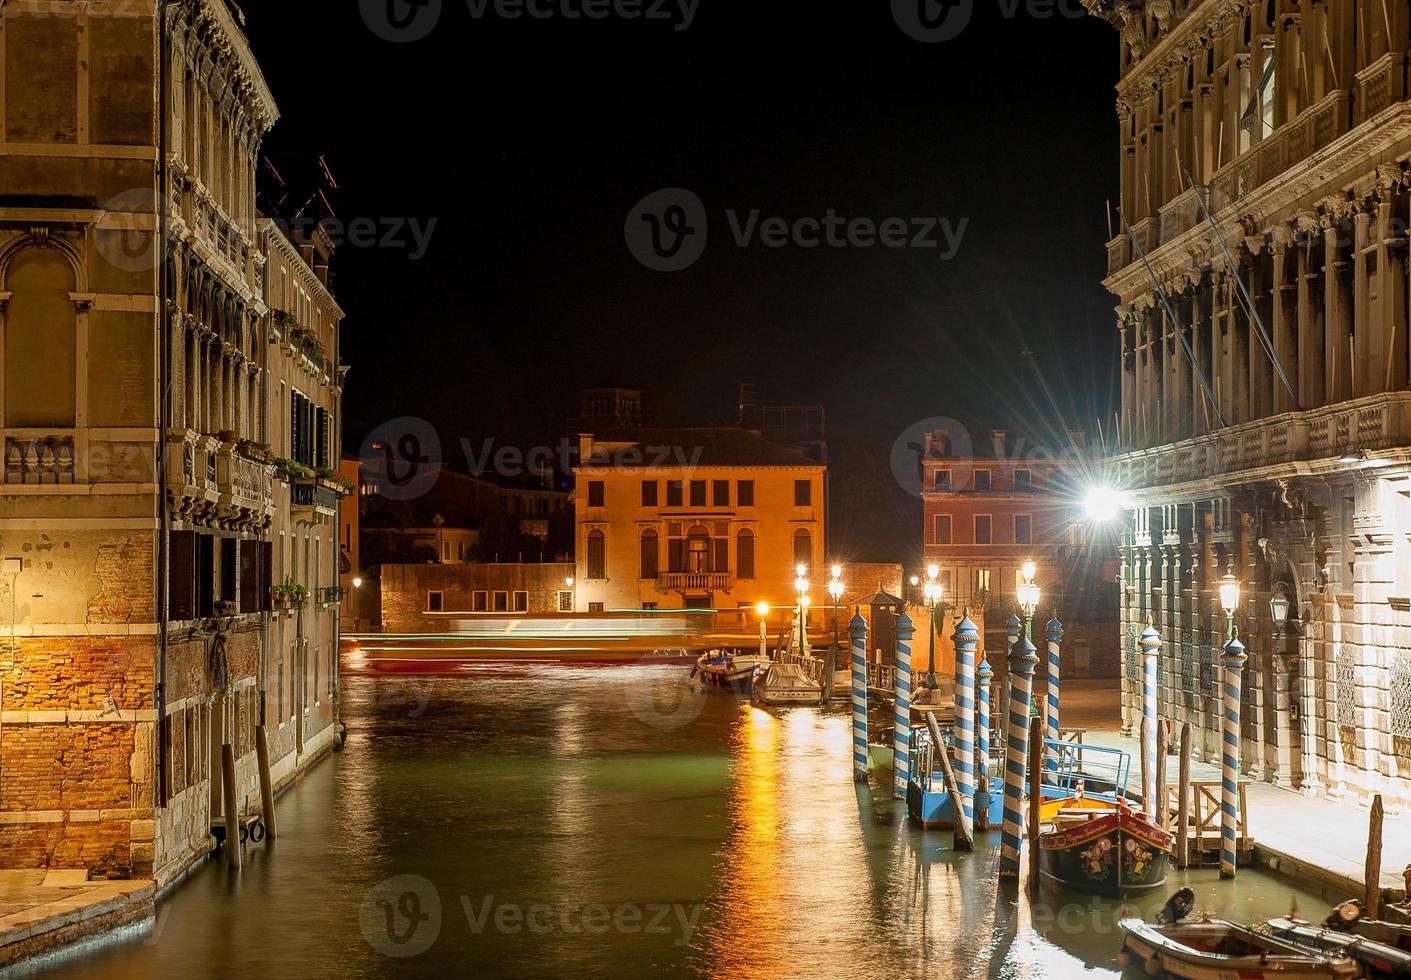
xmin=0 ymin=0 xmax=340 ymax=884
xmin=379 ymin=562 xmax=577 ymax=633
xmin=1088 ymin=0 xmax=1411 ymax=803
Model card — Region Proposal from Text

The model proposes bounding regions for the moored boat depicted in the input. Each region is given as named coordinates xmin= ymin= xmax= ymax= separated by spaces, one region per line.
xmin=1267 ymin=916 xmax=1411 ymax=978
xmin=1119 ymin=917 xmax=1361 ymax=979
xmin=692 ymin=651 xmax=760 ymax=692
xmin=753 ymin=656 xmax=828 ymax=704
xmin=1324 ymin=900 xmax=1411 ymax=953
xmin=1039 ymin=798 xmax=1172 ymax=896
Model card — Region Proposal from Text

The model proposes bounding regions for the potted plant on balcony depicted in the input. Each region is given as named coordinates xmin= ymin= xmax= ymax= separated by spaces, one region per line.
xmin=272 ymin=577 xmax=308 ymax=613
xmin=314 ymin=466 xmax=355 ymax=496
xmin=273 ymin=457 xmax=315 ymax=483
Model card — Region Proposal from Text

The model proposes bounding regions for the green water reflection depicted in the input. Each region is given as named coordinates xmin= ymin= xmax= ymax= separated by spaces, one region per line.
xmin=33 ymin=665 xmax=1335 ymax=979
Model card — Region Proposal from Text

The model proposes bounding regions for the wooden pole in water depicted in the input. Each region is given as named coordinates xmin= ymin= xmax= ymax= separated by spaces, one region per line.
xmin=1219 ymin=634 xmax=1247 ymax=879
xmin=1156 ymin=717 xmax=1169 ymax=826
xmin=849 ymin=609 xmax=869 ymax=782
xmin=1139 ymin=716 xmax=1150 ymax=811
xmin=1000 ymin=634 xmax=1039 ymax=877
xmin=255 ymin=724 xmax=278 ymax=841
xmin=928 ymin=712 xmax=973 ymax=851
xmin=1140 ymin=626 xmax=1161 ymax=814
xmin=1177 ymin=722 xmax=1192 ymax=868
xmin=951 ymin=616 xmax=979 ymax=833
xmin=1027 ymin=715 xmax=1042 ymax=894
xmin=1365 ymin=793 xmax=1384 ymax=917
xmin=1044 ymin=618 xmax=1063 ymax=778
xmin=221 ymin=743 xmax=241 ymax=869
xmin=976 ymin=652 xmax=993 ymax=832
xmin=893 ymin=611 xmax=915 ymax=800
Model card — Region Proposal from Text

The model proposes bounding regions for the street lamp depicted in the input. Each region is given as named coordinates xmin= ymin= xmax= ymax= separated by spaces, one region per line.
xmin=922 ymin=564 xmax=942 ymax=689
xmin=1219 ymin=573 xmax=1241 ymax=640
xmin=1269 ymin=586 xmax=1290 ymax=633
xmin=828 ymin=565 xmax=845 ymax=669
xmin=352 ymin=577 xmax=363 ymax=589
xmin=1017 ymin=559 xmax=1041 ymax=639
xmin=795 ymin=567 xmax=810 ymax=656
xmin=755 ymin=601 xmax=770 ymax=662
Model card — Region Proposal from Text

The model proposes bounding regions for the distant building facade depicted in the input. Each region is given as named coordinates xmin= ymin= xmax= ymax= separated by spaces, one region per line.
xmin=1089 ymin=0 xmax=1411 ymax=802
xmin=572 ymin=426 xmax=827 ymax=615
xmin=920 ymin=425 xmax=1118 ymax=678
xmin=379 ymin=563 xmax=576 ymax=632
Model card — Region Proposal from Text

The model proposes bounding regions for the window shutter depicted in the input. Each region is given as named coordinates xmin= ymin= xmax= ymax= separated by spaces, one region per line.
xmin=713 ymin=537 xmax=729 ymax=573
xmin=197 ymin=533 xmax=215 ymax=617
xmin=170 ymin=529 xmax=198 ymax=620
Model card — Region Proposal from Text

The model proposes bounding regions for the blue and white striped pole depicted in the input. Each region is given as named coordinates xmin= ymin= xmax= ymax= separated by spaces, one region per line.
xmin=976 ymin=652 xmax=992 ymax=826
xmin=1000 ymin=614 xmax=1020 ymax=751
xmin=1000 ymin=634 xmax=1039 ymax=877
xmin=952 ymin=616 xmax=979 ymax=831
xmin=850 ymin=609 xmax=869 ymax=782
xmin=1045 ymin=617 xmax=1063 ymax=778
xmin=1140 ymin=624 xmax=1161 ymax=815
xmin=1220 ymin=634 xmax=1246 ymax=878
xmin=893 ymin=611 xmax=915 ymax=799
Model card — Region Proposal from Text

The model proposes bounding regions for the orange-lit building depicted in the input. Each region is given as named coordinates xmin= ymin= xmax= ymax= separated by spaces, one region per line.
xmin=572 ymin=426 xmax=827 ymax=618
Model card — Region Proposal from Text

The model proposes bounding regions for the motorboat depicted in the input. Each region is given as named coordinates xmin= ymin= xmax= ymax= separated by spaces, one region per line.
xmin=1267 ymin=913 xmax=1411 ymax=978
xmin=1119 ymin=915 xmax=1360 ymax=979
xmin=691 ymin=650 xmax=761 ymax=693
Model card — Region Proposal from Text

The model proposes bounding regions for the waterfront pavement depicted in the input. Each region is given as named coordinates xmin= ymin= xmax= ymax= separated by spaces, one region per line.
xmin=0 ymin=871 xmax=154 ymax=969
xmin=1054 ymin=678 xmax=1411 ymax=899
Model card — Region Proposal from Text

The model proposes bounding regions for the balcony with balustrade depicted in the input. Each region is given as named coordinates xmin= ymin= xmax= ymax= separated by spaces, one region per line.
xmin=290 ymin=479 xmax=340 ymax=526
xmin=215 ymin=441 xmax=275 ymax=530
xmin=659 ymin=571 xmax=735 ymax=593
xmin=3 ymin=434 xmax=76 ymax=484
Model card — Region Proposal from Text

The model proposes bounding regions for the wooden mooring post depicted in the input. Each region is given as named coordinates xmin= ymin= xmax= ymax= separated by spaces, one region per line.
xmin=1155 ymin=718 xmax=1169 ymax=827
xmin=1365 ymin=794 xmax=1384 ymax=918
xmin=1027 ymin=716 xmax=1042 ymax=894
xmin=1176 ymin=723 xmax=1192 ymax=869
xmin=221 ymin=743 xmax=241 ymax=870
xmin=256 ymin=724 xmax=278 ymax=842
xmin=1138 ymin=716 xmax=1149 ymax=811
xmin=927 ymin=713 xmax=973 ymax=851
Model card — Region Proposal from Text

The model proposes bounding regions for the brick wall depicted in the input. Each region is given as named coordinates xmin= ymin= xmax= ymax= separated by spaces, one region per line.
xmin=380 ymin=563 xmax=575 ymax=632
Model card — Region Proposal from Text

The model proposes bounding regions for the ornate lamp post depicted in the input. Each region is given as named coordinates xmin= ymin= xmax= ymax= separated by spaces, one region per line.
xmin=795 ymin=564 xmax=810 ymax=656
xmin=1017 ymin=559 xmax=1040 ymax=640
xmin=755 ymin=601 xmax=770 ymax=662
xmin=923 ymin=564 xmax=942 ymax=689
xmin=829 ymin=565 xmax=845 ymax=669
xmin=1219 ymin=573 xmax=1240 ymax=640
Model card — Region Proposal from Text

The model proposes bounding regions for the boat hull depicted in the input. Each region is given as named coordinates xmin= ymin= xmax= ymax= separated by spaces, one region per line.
xmin=1267 ymin=918 xmax=1411 ymax=978
xmin=1040 ymin=811 xmax=1172 ymax=897
xmin=693 ymin=654 xmax=758 ymax=693
xmin=1119 ymin=918 xmax=1360 ymax=980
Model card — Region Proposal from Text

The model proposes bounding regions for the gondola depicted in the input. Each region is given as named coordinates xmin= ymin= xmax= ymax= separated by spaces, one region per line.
xmin=1119 ymin=916 xmax=1361 ymax=979
xmin=691 ymin=651 xmax=760 ymax=693
xmin=1039 ymin=796 xmax=1172 ymax=896
xmin=1267 ymin=914 xmax=1411 ymax=978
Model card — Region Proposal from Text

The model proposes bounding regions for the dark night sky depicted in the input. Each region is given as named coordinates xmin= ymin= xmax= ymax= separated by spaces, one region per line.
xmin=237 ymin=0 xmax=1122 ymax=562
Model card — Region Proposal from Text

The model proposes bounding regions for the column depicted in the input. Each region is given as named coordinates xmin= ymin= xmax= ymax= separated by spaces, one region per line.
xmin=1299 ymin=619 xmax=1325 ymax=797
xmin=1270 ymin=650 xmax=1299 ymax=788
xmin=1296 ymin=216 xmax=1326 ymax=407
xmin=977 ymin=651 xmax=993 ymax=825
xmin=1141 ymin=625 xmax=1161 ymax=814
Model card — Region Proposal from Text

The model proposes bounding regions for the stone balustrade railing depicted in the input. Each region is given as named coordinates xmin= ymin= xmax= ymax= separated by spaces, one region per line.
xmin=3 ymin=435 xmax=76 ymax=484
xmin=1115 ymin=391 xmax=1411 ymax=491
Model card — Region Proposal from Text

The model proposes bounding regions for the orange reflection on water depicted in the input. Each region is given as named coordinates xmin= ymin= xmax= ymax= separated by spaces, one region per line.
xmin=704 ymin=704 xmax=786 ymax=979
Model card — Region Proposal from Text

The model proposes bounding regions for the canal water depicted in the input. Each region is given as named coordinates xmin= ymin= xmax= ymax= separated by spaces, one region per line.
xmin=33 ymin=663 xmax=1333 ymax=979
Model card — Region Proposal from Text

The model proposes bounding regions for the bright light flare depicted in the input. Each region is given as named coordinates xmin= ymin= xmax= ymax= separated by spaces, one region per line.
xmin=1083 ymin=486 xmax=1127 ymax=522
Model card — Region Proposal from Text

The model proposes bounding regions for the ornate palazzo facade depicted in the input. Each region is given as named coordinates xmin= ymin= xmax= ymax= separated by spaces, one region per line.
xmin=1090 ymin=0 xmax=1411 ymax=803
xmin=0 ymin=0 xmax=341 ymax=884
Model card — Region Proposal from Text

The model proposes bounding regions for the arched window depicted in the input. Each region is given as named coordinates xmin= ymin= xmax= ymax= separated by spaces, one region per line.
xmin=736 ymin=529 xmax=755 ymax=580
xmin=587 ymin=529 xmax=606 ymax=580
xmin=793 ymin=529 xmax=812 ymax=570
xmin=687 ymin=524 xmax=711 ymax=573
xmin=639 ymin=529 xmax=659 ymax=580
xmin=4 ymin=248 xmax=77 ymax=426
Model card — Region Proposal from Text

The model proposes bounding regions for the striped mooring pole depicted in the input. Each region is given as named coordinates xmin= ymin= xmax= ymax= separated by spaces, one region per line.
xmin=952 ymin=616 xmax=979 ymax=830
xmin=1220 ymin=634 xmax=1247 ymax=878
xmin=1000 ymin=634 xmax=1039 ymax=877
xmin=893 ymin=611 xmax=915 ymax=799
xmin=976 ymin=652 xmax=992 ymax=821
xmin=1140 ymin=624 xmax=1161 ymax=815
xmin=1045 ymin=617 xmax=1063 ymax=777
xmin=1000 ymin=614 xmax=1020 ymax=751
xmin=850 ymin=609 xmax=869 ymax=782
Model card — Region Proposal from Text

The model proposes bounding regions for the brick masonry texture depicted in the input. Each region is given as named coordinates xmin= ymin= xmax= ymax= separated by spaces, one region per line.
xmin=4 ymin=637 xmax=155 ymax=712
xmin=86 ymin=535 xmax=155 ymax=624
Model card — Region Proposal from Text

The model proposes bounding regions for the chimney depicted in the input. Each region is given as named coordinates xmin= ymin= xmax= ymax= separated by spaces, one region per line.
xmin=738 ymin=382 xmax=761 ymax=431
